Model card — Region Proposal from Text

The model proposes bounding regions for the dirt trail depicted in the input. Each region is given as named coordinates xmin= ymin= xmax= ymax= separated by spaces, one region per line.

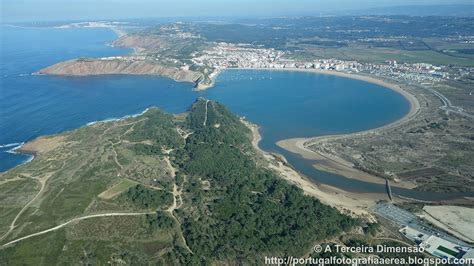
xmin=1 ymin=118 xmax=148 ymax=244
xmin=167 ymin=184 xmax=179 ymax=213
xmin=166 ymin=182 xmax=191 ymax=253
xmin=108 ymin=141 xmax=123 ymax=174
xmin=108 ymin=118 xmax=149 ymax=176
xmin=0 ymin=172 xmax=53 ymax=242
xmin=0 ymin=177 xmax=23 ymax=186
xmin=203 ymin=100 xmax=210 ymax=126
xmin=1 ymin=212 xmax=155 ymax=247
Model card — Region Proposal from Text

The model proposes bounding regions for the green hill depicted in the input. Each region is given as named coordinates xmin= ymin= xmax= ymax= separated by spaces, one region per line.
xmin=0 ymin=99 xmax=354 ymax=264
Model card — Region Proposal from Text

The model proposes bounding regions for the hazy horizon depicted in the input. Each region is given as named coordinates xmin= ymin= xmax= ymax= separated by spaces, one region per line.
xmin=1 ymin=0 xmax=473 ymax=23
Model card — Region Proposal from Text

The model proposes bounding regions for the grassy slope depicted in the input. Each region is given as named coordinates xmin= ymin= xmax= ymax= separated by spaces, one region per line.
xmin=0 ymin=99 xmax=354 ymax=264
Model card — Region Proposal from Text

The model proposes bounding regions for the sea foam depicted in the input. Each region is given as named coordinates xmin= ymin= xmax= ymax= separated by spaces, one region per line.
xmin=0 ymin=142 xmax=24 ymax=149
xmin=5 ymin=142 xmax=25 ymax=154
xmin=85 ymin=107 xmax=151 ymax=126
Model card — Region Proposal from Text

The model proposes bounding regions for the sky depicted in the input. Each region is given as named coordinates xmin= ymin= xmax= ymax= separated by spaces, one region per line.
xmin=1 ymin=0 xmax=473 ymax=22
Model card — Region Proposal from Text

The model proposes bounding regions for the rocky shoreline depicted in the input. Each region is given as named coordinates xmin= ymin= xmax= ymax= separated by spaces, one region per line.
xmin=37 ymin=58 xmax=215 ymax=89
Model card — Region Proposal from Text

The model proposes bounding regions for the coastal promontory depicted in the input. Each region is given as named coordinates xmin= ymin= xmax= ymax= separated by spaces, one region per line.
xmin=0 ymin=99 xmax=354 ymax=264
xmin=39 ymin=58 xmax=204 ymax=85
xmin=38 ymin=29 xmax=216 ymax=90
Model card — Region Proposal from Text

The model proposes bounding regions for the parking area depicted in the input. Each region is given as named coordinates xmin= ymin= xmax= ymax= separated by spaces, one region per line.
xmin=372 ymin=202 xmax=469 ymax=247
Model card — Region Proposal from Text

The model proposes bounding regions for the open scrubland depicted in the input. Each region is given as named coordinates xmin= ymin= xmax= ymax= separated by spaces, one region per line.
xmin=0 ymin=99 xmax=357 ymax=264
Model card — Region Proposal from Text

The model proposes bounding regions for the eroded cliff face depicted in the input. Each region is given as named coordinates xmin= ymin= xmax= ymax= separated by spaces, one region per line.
xmin=38 ymin=59 xmax=203 ymax=84
xmin=38 ymin=33 xmax=216 ymax=90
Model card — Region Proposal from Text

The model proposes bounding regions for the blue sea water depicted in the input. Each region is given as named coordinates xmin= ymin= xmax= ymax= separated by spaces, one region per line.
xmin=0 ymin=26 xmax=197 ymax=170
xmin=1 ymin=26 xmax=471 ymax=200
xmin=203 ymin=70 xmax=408 ymax=151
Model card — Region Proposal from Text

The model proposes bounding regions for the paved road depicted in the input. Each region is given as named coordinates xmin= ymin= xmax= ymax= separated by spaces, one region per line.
xmin=427 ymin=87 xmax=474 ymax=119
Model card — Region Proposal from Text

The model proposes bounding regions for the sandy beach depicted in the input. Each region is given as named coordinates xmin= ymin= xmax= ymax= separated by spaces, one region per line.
xmin=251 ymin=68 xmax=422 ymax=189
xmin=242 ymin=119 xmax=391 ymax=219
xmin=109 ymin=27 xmax=127 ymax=38
xmin=17 ymin=135 xmax=65 ymax=155
xmin=235 ymin=67 xmax=420 ymax=122
xmin=219 ymin=67 xmax=419 ymax=189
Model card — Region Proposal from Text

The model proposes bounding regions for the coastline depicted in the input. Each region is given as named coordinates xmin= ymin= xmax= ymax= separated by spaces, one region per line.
xmin=14 ymin=106 xmax=153 ymax=158
xmin=216 ymin=67 xmax=420 ymax=188
xmin=241 ymin=118 xmax=387 ymax=218
xmin=13 ymin=64 xmax=420 ymax=191
xmin=16 ymin=135 xmax=65 ymax=156
xmin=0 ymin=107 xmax=154 ymax=174
xmin=109 ymin=27 xmax=127 ymax=38
xmin=206 ymin=68 xmax=419 ymax=126
xmin=196 ymin=66 xmax=421 ymax=190
xmin=244 ymin=68 xmax=422 ymax=189
xmin=0 ymin=137 xmax=61 ymax=175
xmin=2 ymin=64 xmax=422 ymax=209
xmin=231 ymin=67 xmax=420 ymax=121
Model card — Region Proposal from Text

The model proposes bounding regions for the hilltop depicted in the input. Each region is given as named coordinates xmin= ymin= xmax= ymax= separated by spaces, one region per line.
xmin=38 ymin=31 xmax=216 ymax=90
xmin=0 ymin=99 xmax=354 ymax=264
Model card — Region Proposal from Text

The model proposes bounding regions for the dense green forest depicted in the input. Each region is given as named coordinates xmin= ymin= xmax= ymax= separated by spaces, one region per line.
xmin=122 ymin=184 xmax=173 ymax=210
xmin=167 ymin=99 xmax=356 ymax=264
xmin=0 ymin=99 xmax=355 ymax=264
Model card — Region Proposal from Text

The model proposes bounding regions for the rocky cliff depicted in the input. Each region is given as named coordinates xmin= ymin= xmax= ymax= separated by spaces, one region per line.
xmin=38 ymin=59 xmax=204 ymax=86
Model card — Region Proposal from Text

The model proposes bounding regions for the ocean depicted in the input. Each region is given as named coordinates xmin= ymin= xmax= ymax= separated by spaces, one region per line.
xmin=0 ymin=26 xmax=196 ymax=170
xmin=2 ymin=25 xmax=470 ymax=200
